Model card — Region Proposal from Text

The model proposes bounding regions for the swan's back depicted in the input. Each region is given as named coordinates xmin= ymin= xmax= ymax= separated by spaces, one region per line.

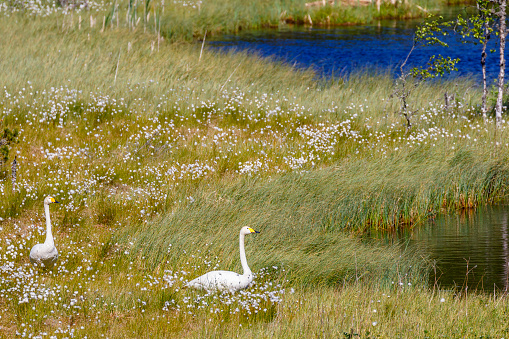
xmin=29 ymin=243 xmax=58 ymax=267
xmin=187 ymin=270 xmax=253 ymax=292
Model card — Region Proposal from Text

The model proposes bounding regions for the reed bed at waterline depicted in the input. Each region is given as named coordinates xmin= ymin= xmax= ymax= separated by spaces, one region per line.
xmin=0 ymin=0 xmax=441 ymax=42
xmin=2 ymin=4 xmax=509 ymax=338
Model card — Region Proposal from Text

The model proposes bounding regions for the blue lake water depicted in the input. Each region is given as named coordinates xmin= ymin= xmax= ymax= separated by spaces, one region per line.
xmin=208 ymin=11 xmax=504 ymax=83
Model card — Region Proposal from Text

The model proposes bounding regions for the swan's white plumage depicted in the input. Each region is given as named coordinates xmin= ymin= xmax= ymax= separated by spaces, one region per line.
xmin=187 ymin=226 xmax=259 ymax=292
xmin=29 ymin=196 xmax=59 ymax=267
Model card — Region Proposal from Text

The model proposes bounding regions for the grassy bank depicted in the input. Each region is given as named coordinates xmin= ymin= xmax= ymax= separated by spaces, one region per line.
xmin=2 ymin=5 xmax=509 ymax=338
xmin=1 ymin=0 xmax=446 ymax=42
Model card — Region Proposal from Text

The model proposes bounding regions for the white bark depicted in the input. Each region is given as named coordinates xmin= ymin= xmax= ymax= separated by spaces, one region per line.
xmin=495 ymin=0 xmax=507 ymax=127
xmin=480 ymin=4 xmax=490 ymax=121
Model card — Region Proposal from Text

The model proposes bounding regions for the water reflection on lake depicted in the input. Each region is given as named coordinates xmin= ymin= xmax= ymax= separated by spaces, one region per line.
xmin=207 ymin=8 xmax=503 ymax=82
xmin=380 ymin=206 xmax=509 ymax=291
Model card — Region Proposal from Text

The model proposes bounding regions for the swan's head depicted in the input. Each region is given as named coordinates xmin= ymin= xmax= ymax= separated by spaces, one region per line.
xmin=44 ymin=196 xmax=60 ymax=205
xmin=240 ymin=226 xmax=260 ymax=235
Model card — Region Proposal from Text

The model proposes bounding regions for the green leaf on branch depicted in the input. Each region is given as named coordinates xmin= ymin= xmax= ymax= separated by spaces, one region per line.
xmin=414 ymin=15 xmax=454 ymax=47
xmin=410 ymin=55 xmax=460 ymax=80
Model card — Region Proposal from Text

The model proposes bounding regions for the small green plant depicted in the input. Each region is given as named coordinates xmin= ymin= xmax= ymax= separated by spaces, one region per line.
xmin=0 ymin=127 xmax=18 ymax=167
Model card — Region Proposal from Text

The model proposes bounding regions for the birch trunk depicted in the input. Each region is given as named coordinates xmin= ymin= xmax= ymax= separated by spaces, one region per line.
xmin=495 ymin=0 xmax=507 ymax=127
xmin=480 ymin=6 xmax=490 ymax=121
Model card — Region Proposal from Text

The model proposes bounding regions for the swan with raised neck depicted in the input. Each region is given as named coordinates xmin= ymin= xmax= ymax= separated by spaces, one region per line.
xmin=186 ymin=226 xmax=260 ymax=292
xmin=29 ymin=196 xmax=59 ymax=267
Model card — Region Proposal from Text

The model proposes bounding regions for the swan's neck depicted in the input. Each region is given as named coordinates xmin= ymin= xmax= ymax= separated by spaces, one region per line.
xmin=239 ymin=232 xmax=251 ymax=276
xmin=44 ymin=204 xmax=54 ymax=246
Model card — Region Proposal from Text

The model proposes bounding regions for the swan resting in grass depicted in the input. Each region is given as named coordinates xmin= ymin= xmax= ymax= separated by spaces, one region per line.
xmin=29 ymin=196 xmax=59 ymax=267
xmin=187 ymin=226 xmax=260 ymax=292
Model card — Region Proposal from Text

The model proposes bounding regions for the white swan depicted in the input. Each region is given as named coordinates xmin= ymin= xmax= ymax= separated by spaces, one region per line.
xmin=187 ymin=226 xmax=260 ymax=292
xmin=29 ymin=196 xmax=59 ymax=267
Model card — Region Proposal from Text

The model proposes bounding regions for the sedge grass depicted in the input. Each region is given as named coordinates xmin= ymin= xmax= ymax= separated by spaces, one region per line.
xmin=0 ymin=15 xmax=479 ymax=124
xmin=0 ymin=0 xmax=446 ymax=42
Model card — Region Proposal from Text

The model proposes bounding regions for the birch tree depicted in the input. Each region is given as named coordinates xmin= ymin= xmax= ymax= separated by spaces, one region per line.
xmin=495 ymin=0 xmax=507 ymax=127
xmin=395 ymin=3 xmax=509 ymax=129
xmin=457 ymin=0 xmax=496 ymax=121
xmin=390 ymin=15 xmax=459 ymax=131
xmin=421 ymin=1 xmax=508 ymax=125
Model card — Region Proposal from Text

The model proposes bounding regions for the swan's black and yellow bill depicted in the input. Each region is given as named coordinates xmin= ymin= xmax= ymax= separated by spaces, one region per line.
xmin=248 ymin=227 xmax=260 ymax=234
xmin=50 ymin=197 xmax=59 ymax=204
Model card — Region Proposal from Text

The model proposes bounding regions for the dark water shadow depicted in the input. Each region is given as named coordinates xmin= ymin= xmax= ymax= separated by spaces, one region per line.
xmin=372 ymin=205 xmax=509 ymax=291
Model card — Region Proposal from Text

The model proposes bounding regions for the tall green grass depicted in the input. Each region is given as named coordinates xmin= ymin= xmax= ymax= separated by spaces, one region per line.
xmin=0 ymin=15 xmax=479 ymax=122
xmin=158 ymin=0 xmax=431 ymax=40
xmin=116 ymin=171 xmax=429 ymax=287
xmin=116 ymin=145 xmax=509 ymax=287
xmin=83 ymin=0 xmax=445 ymax=41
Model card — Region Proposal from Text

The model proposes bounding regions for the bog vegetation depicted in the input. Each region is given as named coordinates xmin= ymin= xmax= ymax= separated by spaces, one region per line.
xmin=1 ymin=0 xmax=509 ymax=337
